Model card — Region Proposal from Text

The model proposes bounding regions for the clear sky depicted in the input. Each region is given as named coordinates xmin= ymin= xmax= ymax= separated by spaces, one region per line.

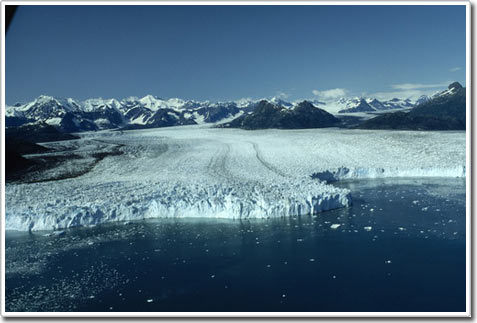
xmin=6 ymin=5 xmax=466 ymax=104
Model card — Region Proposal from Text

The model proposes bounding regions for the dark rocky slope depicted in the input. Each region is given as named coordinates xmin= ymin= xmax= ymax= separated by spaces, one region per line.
xmin=220 ymin=100 xmax=341 ymax=130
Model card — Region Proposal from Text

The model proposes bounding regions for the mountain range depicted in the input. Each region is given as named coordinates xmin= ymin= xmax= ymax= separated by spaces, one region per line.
xmin=313 ymin=96 xmax=414 ymax=114
xmin=5 ymin=82 xmax=465 ymax=135
xmin=6 ymin=93 xmax=424 ymax=133
xmin=358 ymin=82 xmax=466 ymax=130
xmin=6 ymin=95 xmax=258 ymax=132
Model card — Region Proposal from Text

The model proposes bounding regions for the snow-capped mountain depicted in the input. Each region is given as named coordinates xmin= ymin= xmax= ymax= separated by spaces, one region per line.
xmin=338 ymin=98 xmax=375 ymax=113
xmin=381 ymin=98 xmax=414 ymax=110
xmin=312 ymin=96 xmax=415 ymax=114
xmin=358 ymin=82 xmax=466 ymax=131
xmin=5 ymin=95 xmax=260 ymax=132
xmin=269 ymin=97 xmax=294 ymax=108
xmin=6 ymin=95 xmax=80 ymax=119
xmin=221 ymin=100 xmax=340 ymax=130
xmin=5 ymin=91 xmax=423 ymax=133
xmin=415 ymin=95 xmax=431 ymax=106
xmin=366 ymin=98 xmax=386 ymax=110
xmin=411 ymin=82 xmax=465 ymax=121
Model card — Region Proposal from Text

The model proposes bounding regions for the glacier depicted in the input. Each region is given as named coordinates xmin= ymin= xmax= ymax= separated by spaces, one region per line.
xmin=312 ymin=166 xmax=465 ymax=182
xmin=5 ymin=126 xmax=466 ymax=231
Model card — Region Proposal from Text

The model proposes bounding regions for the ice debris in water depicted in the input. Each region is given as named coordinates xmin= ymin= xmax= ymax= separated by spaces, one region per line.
xmin=363 ymin=226 xmax=372 ymax=231
xmin=330 ymin=224 xmax=341 ymax=229
xmin=43 ymin=230 xmax=65 ymax=237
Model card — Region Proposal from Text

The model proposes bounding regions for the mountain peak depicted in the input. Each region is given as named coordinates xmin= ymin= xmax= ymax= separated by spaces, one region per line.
xmin=448 ymin=82 xmax=463 ymax=90
xmin=268 ymin=97 xmax=293 ymax=108
xmin=35 ymin=95 xmax=56 ymax=103
xmin=140 ymin=94 xmax=161 ymax=101
xmin=295 ymin=100 xmax=315 ymax=109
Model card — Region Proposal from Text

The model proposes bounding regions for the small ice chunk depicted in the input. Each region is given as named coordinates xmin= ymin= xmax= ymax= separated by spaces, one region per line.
xmin=330 ymin=224 xmax=341 ymax=229
xmin=147 ymin=299 xmax=153 ymax=303
xmin=385 ymin=260 xmax=392 ymax=264
xmin=363 ymin=226 xmax=372 ymax=231
xmin=47 ymin=230 xmax=65 ymax=237
xmin=309 ymin=258 xmax=315 ymax=262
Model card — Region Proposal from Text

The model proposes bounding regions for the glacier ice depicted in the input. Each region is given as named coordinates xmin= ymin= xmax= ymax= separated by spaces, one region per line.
xmin=5 ymin=126 xmax=465 ymax=231
xmin=312 ymin=166 xmax=465 ymax=182
xmin=5 ymin=180 xmax=351 ymax=231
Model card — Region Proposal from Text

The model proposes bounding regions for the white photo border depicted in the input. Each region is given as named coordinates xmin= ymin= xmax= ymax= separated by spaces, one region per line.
xmin=0 ymin=0 xmax=471 ymax=318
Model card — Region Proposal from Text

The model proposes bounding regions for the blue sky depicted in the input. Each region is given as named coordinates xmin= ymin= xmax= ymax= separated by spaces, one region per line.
xmin=6 ymin=5 xmax=466 ymax=104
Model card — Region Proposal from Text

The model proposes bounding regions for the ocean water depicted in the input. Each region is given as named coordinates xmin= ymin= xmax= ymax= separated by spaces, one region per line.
xmin=5 ymin=177 xmax=466 ymax=312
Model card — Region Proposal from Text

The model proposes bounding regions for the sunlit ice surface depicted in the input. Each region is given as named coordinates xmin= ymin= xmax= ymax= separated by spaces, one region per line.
xmin=5 ymin=126 xmax=465 ymax=231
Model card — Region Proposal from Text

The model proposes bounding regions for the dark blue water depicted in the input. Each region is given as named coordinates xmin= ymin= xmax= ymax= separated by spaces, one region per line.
xmin=5 ymin=178 xmax=466 ymax=312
